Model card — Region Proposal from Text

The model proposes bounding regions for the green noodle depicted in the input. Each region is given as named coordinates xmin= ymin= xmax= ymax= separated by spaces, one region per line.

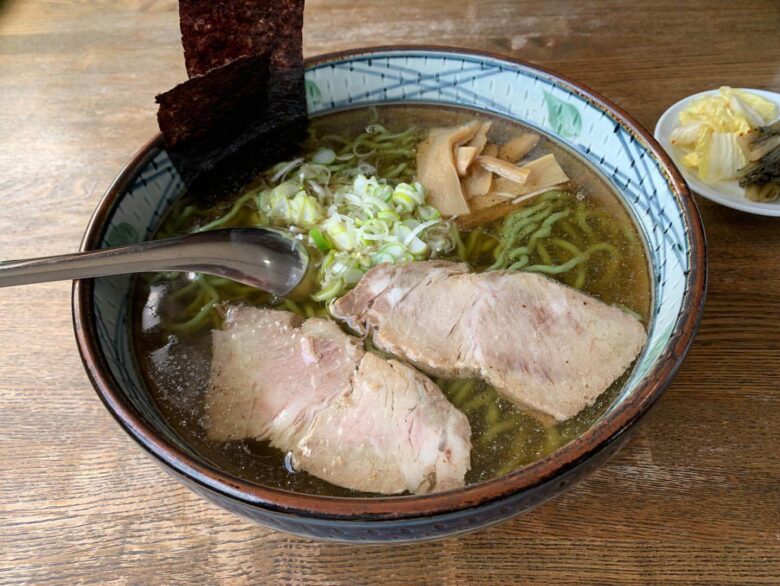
xmin=485 ymin=402 xmax=501 ymax=426
xmin=153 ymin=122 xmax=423 ymax=335
xmin=488 ymin=190 xmax=623 ymax=293
xmin=149 ymin=116 xmax=639 ymax=481
xmin=575 ymin=202 xmax=596 ymax=240
xmin=536 ymin=241 xmax=552 ymax=265
xmin=283 ymin=299 xmax=304 ymax=316
xmin=452 ymin=380 xmax=475 ymax=404
xmin=461 ymin=394 xmax=490 ymax=413
xmin=165 ymin=300 xmax=217 ymax=333
xmin=195 ymin=193 xmax=257 ymax=232
xmin=450 ymin=224 xmax=467 ymax=261
xmin=479 ymin=420 xmax=516 ymax=445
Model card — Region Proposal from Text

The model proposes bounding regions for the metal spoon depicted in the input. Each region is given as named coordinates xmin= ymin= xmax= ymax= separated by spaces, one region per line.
xmin=0 ymin=227 xmax=309 ymax=296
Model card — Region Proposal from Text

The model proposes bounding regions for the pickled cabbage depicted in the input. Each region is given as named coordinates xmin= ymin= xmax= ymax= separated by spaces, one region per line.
xmin=671 ymin=87 xmax=777 ymax=184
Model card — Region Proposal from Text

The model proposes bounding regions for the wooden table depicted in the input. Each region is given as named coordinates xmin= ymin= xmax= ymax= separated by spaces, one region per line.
xmin=1 ymin=1 xmax=779 ymax=583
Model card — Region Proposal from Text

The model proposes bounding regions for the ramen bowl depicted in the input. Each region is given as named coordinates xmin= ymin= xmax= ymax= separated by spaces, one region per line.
xmin=73 ymin=46 xmax=706 ymax=543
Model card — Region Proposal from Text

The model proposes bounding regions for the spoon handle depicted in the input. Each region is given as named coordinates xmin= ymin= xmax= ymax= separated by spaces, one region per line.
xmin=0 ymin=228 xmax=308 ymax=296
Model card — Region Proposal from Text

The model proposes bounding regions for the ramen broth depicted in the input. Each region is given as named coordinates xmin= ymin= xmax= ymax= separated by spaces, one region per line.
xmin=133 ymin=105 xmax=651 ymax=496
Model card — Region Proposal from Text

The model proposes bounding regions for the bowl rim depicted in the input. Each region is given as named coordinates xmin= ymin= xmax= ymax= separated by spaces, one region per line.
xmin=72 ymin=45 xmax=707 ymax=521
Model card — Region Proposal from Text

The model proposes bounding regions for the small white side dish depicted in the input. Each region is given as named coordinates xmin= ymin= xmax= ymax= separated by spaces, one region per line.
xmin=654 ymin=88 xmax=780 ymax=216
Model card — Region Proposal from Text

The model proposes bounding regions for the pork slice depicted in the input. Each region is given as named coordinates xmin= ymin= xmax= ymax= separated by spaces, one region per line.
xmin=333 ymin=260 xmax=468 ymax=341
xmin=332 ymin=261 xmax=648 ymax=422
xmin=205 ymin=306 xmax=471 ymax=494
xmin=336 ymin=262 xmax=478 ymax=378
xmin=206 ymin=307 xmax=362 ymax=446
xmin=294 ymin=353 xmax=472 ymax=494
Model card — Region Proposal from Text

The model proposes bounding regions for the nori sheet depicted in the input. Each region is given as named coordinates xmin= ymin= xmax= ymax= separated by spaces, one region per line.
xmin=156 ymin=0 xmax=308 ymax=201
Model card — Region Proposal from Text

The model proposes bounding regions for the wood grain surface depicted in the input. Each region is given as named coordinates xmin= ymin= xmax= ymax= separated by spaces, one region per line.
xmin=1 ymin=1 xmax=780 ymax=584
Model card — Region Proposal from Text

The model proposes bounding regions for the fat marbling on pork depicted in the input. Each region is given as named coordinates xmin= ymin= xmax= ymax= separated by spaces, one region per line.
xmin=332 ymin=261 xmax=647 ymax=422
xmin=205 ymin=306 xmax=471 ymax=495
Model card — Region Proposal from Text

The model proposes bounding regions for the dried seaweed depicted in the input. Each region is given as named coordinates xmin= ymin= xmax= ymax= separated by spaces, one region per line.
xmin=179 ymin=0 xmax=304 ymax=77
xmin=156 ymin=0 xmax=308 ymax=201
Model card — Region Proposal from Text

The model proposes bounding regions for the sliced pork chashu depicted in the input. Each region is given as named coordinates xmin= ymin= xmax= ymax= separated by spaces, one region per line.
xmin=332 ymin=261 xmax=647 ymax=422
xmin=205 ymin=307 xmax=471 ymax=495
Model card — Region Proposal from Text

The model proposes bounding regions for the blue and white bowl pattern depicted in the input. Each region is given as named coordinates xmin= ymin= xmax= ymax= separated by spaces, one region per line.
xmin=93 ymin=49 xmax=690 ymax=434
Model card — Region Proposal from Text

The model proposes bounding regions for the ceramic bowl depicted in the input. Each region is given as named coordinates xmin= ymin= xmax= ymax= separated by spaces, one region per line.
xmin=73 ymin=46 xmax=706 ymax=543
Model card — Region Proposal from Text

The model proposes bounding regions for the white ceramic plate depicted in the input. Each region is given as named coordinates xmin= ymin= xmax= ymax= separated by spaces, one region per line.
xmin=654 ymin=88 xmax=780 ymax=216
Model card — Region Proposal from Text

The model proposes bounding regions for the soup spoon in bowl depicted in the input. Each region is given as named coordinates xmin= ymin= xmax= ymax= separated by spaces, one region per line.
xmin=0 ymin=227 xmax=310 ymax=296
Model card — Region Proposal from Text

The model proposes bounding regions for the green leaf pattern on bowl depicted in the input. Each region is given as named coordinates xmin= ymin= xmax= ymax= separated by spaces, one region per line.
xmin=543 ymin=91 xmax=581 ymax=139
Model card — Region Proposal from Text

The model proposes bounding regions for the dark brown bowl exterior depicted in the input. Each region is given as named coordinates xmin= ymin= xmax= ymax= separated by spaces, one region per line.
xmin=167 ymin=427 xmax=633 ymax=542
xmin=72 ymin=46 xmax=707 ymax=543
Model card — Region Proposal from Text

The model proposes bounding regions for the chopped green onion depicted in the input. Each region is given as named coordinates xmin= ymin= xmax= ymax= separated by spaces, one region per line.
xmin=312 ymin=148 xmax=336 ymax=165
xmin=377 ymin=209 xmax=400 ymax=222
xmin=417 ymin=205 xmax=441 ymax=221
xmin=377 ymin=242 xmax=409 ymax=261
xmin=309 ymin=227 xmax=331 ymax=252
xmin=402 ymin=219 xmax=440 ymax=247
xmin=407 ymin=237 xmax=428 ymax=256
xmin=311 ymin=278 xmax=344 ymax=301
xmin=393 ymin=182 xmax=425 ymax=207
xmin=392 ymin=191 xmax=416 ymax=213
xmin=161 ymin=122 xmax=464 ymax=329
xmin=270 ymin=157 xmax=304 ymax=183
